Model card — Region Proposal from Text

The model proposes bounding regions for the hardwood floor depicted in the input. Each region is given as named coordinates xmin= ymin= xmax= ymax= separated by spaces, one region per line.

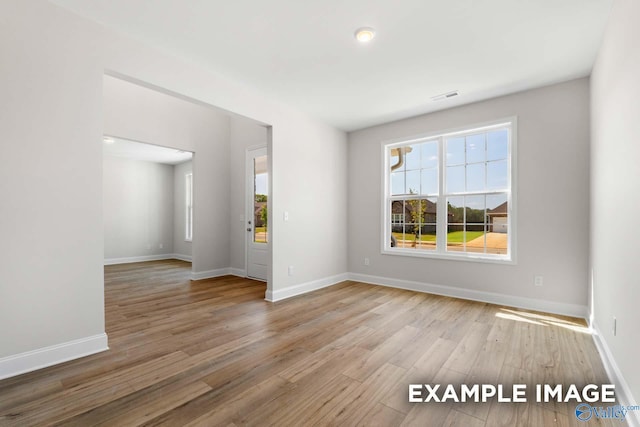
xmin=0 ymin=260 xmax=623 ymax=426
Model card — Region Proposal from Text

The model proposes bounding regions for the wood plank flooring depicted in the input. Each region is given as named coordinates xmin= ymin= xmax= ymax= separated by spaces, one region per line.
xmin=0 ymin=260 xmax=624 ymax=426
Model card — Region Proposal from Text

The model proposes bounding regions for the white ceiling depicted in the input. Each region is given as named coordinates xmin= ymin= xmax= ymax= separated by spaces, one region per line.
xmin=103 ymin=137 xmax=193 ymax=165
xmin=51 ymin=0 xmax=612 ymax=131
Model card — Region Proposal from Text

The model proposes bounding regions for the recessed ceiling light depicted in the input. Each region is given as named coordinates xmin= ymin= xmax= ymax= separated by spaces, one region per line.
xmin=355 ymin=27 xmax=375 ymax=43
xmin=103 ymin=137 xmax=115 ymax=144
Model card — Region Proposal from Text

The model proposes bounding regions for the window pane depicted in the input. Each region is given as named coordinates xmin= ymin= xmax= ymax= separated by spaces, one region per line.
xmin=405 ymin=199 xmax=425 ymax=226
xmin=486 ymin=193 xmax=507 ymax=213
xmin=465 ymin=195 xmax=485 ymax=253
xmin=447 ymin=197 xmax=464 ymax=252
xmin=465 ymin=195 xmax=485 ymax=220
xmin=390 ymin=201 xmax=405 ymax=223
xmin=254 ymin=155 xmax=268 ymax=244
xmin=487 ymin=129 xmax=508 ymax=161
xmin=403 ymin=224 xmax=419 ymax=248
xmin=391 ymin=172 xmax=404 ymax=195
xmin=397 ymin=198 xmax=437 ymax=251
xmin=406 ymin=170 xmax=420 ymax=194
xmin=390 ymin=200 xmax=404 ymax=248
xmin=465 ymin=224 xmax=486 ymax=253
xmin=466 ymin=134 xmax=485 ymax=164
xmin=487 ymin=194 xmax=508 ymax=254
xmin=405 ymin=144 xmax=420 ymax=170
xmin=466 ymin=163 xmax=485 ymax=192
xmin=446 ymin=137 xmax=465 ymax=165
xmin=421 ymin=198 xmax=437 ymax=251
xmin=391 ymin=210 xmax=404 ymax=224
xmin=446 ymin=166 xmax=465 ymax=193
xmin=446 ymin=195 xmax=486 ymax=253
xmin=487 ymin=160 xmax=508 ymax=190
xmin=421 ymin=168 xmax=437 ymax=195
xmin=390 ymin=147 xmax=405 ymax=172
xmin=421 ymin=141 xmax=438 ymax=169
xmin=391 ymin=228 xmax=405 ymax=248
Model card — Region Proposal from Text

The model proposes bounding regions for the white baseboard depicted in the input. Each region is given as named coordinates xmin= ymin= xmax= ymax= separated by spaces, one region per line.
xmin=104 ymin=254 xmax=174 ymax=265
xmin=104 ymin=254 xmax=192 ymax=265
xmin=229 ymin=268 xmax=246 ymax=277
xmin=172 ymin=253 xmax=192 ymax=262
xmin=104 ymin=258 xmax=237 ymax=280
xmin=0 ymin=333 xmax=108 ymax=381
xmin=348 ymin=272 xmax=589 ymax=319
xmin=265 ymin=273 xmax=350 ymax=302
xmin=191 ymin=268 xmax=232 ymax=281
xmin=190 ymin=267 xmax=246 ymax=281
xmin=591 ymin=321 xmax=639 ymax=427
xmin=262 ymin=271 xmax=587 ymax=318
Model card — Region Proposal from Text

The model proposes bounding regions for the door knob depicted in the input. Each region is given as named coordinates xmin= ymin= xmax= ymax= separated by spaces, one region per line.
xmin=247 ymin=228 xmax=252 ymax=232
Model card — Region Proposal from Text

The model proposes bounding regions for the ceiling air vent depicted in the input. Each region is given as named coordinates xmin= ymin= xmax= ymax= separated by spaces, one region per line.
xmin=431 ymin=90 xmax=459 ymax=101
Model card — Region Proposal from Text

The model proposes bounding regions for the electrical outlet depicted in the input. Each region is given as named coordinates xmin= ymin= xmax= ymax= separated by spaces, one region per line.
xmin=364 ymin=257 xmax=370 ymax=266
xmin=283 ymin=211 xmax=289 ymax=221
xmin=534 ymin=276 xmax=543 ymax=287
xmin=288 ymin=265 xmax=294 ymax=276
xmin=159 ymin=243 xmax=163 ymax=249
xmin=613 ymin=317 xmax=617 ymax=336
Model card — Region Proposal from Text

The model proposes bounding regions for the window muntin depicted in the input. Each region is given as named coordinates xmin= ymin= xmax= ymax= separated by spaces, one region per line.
xmin=384 ymin=121 xmax=513 ymax=261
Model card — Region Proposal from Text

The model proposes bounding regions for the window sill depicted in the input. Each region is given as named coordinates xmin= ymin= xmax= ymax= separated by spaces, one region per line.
xmin=381 ymin=248 xmax=515 ymax=265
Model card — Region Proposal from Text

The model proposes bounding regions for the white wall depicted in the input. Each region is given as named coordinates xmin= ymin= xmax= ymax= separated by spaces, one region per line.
xmin=590 ymin=0 xmax=640 ymax=411
xmin=0 ymin=1 xmax=105 ymax=360
xmin=268 ymin=117 xmax=348 ymax=296
xmin=173 ymin=160 xmax=193 ymax=259
xmin=348 ymin=78 xmax=590 ymax=316
xmin=103 ymin=155 xmax=174 ymax=261
xmin=0 ymin=0 xmax=347 ymax=372
xmin=103 ymin=75 xmax=231 ymax=275
xmin=229 ymin=117 xmax=268 ymax=273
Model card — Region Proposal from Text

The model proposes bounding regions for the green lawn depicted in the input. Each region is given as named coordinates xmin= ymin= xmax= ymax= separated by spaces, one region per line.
xmin=392 ymin=230 xmax=484 ymax=243
xmin=255 ymin=227 xmax=267 ymax=233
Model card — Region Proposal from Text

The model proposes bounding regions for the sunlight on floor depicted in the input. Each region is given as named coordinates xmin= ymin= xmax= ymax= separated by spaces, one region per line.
xmin=495 ymin=312 xmax=547 ymax=326
xmin=496 ymin=308 xmax=592 ymax=334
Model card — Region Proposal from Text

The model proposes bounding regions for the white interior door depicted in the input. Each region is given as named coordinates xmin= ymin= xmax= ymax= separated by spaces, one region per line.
xmin=246 ymin=147 xmax=268 ymax=281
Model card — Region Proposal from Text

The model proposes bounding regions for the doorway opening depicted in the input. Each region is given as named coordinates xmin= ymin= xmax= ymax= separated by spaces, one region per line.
xmin=246 ymin=146 xmax=268 ymax=281
xmin=102 ymin=136 xmax=195 ymax=270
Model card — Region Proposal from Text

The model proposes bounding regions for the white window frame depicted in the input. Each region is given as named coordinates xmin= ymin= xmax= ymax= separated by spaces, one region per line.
xmin=381 ymin=117 xmax=517 ymax=264
xmin=185 ymin=172 xmax=193 ymax=242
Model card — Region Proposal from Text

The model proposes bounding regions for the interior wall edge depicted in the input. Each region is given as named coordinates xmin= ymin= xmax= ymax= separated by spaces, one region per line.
xmin=591 ymin=321 xmax=640 ymax=427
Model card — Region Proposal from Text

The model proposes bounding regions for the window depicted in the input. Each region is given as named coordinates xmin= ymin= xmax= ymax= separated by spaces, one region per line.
xmin=391 ymin=213 xmax=404 ymax=224
xmin=383 ymin=119 xmax=515 ymax=262
xmin=185 ymin=172 xmax=193 ymax=241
